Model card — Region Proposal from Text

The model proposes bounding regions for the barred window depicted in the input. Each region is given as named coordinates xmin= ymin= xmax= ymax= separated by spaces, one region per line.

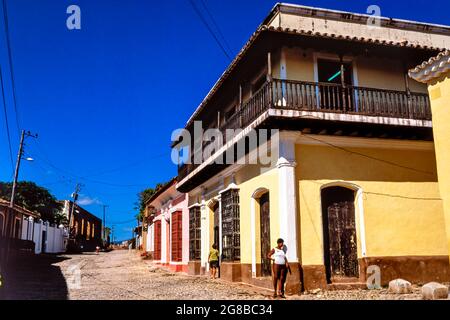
xmin=189 ymin=206 xmax=201 ymax=260
xmin=221 ymin=189 xmax=240 ymax=261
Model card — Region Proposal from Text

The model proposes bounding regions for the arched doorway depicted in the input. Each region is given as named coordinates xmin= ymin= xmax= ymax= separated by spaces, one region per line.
xmin=259 ymin=192 xmax=271 ymax=277
xmin=321 ymin=186 xmax=358 ymax=283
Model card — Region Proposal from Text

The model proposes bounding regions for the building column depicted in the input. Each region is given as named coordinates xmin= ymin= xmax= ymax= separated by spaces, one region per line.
xmin=166 ymin=209 xmax=173 ymax=264
xmin=161 ymin=210 xmax=168 ymax=264
xmin=277 ymin=132 xmax=301 ymax=294
xmin=218 ymin=194 xmax=223 ymax=259
xmin=250 ymin=197 xmax=257 ymax=277
xmin=200 ymin=193 xmax=209 ymax=274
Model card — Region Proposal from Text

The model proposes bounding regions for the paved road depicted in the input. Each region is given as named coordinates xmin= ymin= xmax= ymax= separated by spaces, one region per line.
xmin=4 ymin=249 xmax=443 ymax=300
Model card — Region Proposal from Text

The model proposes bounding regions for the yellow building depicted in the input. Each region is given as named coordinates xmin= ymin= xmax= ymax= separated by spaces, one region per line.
xmin=174 ymin=4 xmax=450 ymax=293
xmin=409 ymin=50 xmax=450 ymax=263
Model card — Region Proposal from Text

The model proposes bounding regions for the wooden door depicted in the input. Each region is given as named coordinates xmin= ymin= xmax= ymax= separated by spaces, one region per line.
xmin=322 ymin=187 xmax=358 ymax=281
xmin=171 ymin=211 xmax=182 ymax=262
xmin=317 ymin=59 xmax=355 ymax=112
xmin=327 ymin=201 xmax=358 ymax=278
xmin=259 ymin=193 xmax=271 ymax=277
xmin=154 ymin=220 xmax=162 ymax=260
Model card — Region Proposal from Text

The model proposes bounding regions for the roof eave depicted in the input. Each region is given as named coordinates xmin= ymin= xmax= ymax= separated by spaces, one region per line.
xmin=409 ymin=50 xmax=450 ymax=83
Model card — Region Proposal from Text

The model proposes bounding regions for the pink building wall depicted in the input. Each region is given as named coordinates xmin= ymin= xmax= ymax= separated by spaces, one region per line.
xmin=149 ymin=182 xmax=189 ymax=273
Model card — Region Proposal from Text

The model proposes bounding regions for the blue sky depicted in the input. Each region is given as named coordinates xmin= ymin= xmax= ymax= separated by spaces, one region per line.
xmin=1 ymin=0 xmax=449 ymax=241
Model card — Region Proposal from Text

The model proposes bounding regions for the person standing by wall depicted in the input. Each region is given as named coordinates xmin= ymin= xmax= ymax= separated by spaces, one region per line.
xmin=208 ymin=243 xmax=220 ymax=279
xmin=268 ymin=238 xmax=289 ymax=298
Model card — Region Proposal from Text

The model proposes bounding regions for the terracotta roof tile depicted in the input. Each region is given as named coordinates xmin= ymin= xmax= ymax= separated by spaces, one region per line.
xmin=184 ymin=25 xmax=446 ymax=128
xmin=409 ymin=50 xmax=450 ymax=83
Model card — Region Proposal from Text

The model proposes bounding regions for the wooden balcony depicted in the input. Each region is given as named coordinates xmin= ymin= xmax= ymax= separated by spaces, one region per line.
xmin=222 ymin=78 xmax=431 ymax=131
xmin=177 ymin=79 xmax=431 ymax=181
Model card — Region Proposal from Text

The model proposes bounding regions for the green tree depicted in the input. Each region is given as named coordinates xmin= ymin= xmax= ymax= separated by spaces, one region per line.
xmin=54 ymin=211 xmax=68 ymax=226
xmin=0 ymin=181 xmax=63 ymax=223
xmin=134 ymin=183 xmax=165 ymax=221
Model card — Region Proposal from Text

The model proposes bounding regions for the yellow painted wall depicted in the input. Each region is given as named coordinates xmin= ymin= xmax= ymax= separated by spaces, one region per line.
xmin=296 ymin=143 xmax=448 ymax=266
xmin=284 ymin=47 xmax=315 ymax=82
xmin=196 ymin=164 xmax=280 ymax=264
xmin=208 ymin=204 xmax=215 ymax=247
xmin=428 ymin=73 xmax=450 ymax=258
xmin=235 ymin=164 xmax=280 ymax=264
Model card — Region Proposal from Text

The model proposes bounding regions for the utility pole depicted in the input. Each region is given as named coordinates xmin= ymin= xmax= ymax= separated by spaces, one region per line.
xmin=68 ymin=183 xmax=83 ymax=239
xmin=3 ymin=130 xmax=37 ymax=272
xmin=102 ymin=204 xmax=108 ymax=243
xmin=111 ymin=225 xmax=115 ymax=245
xmin=9 ymin=130 xmax=38 ymax=208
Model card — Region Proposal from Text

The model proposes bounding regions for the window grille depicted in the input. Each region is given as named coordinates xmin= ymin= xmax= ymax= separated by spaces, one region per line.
xmin=189 ymin=206 xmax=201 ymax=260
xmin=221 ymin=189 xmax=240 ymax=261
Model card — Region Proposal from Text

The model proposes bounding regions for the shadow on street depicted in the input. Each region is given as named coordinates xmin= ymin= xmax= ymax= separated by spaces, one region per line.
xmin=2 ymin=252 xmax=71 ymax=300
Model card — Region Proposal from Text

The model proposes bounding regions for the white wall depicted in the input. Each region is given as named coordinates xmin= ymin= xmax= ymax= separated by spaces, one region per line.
xmin=21 ymin=218 xmax=67 ymax=254
xmin=146 ymin=223 xmax=154 ymax=252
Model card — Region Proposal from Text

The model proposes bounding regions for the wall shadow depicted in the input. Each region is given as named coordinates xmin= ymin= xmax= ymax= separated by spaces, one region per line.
xmin=1 ymin=251 xmax=70 ymax=300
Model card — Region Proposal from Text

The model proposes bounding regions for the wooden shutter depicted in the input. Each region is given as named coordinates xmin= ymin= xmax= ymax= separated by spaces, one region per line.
xmin=171 ymin=211 xmax=182 ymax=262
xmin=154 ymin=220 xmax=162 ymax=260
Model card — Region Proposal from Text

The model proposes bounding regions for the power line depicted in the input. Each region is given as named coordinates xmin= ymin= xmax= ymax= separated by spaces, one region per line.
xmin=0 ymin=64 xmax=14 ymax=172
xmin=199 ymin=0 xmax=232 ymax=55
xmin=302 ymin=134 xmax=435 ymax=176
xmin=108 ymin=218 xmax=136 ymax=225
xmin=79 ymin=153 xmax=167 ymax=178
xmin=364 ymin=191 xmax=441 ymax=201
xmin=188 ymin=0 xmax=232 ymax=61
xmin=309 ymin=180 xmax=441 ymax=201
xmin=30 ymin=140 xmax=165 ymax=187
xmin=1 ymin=0 xmax=20 ymax=136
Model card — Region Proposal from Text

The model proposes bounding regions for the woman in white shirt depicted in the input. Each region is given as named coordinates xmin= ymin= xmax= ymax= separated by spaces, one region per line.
xmin=267 ymin=238 xmax=289 ymax=298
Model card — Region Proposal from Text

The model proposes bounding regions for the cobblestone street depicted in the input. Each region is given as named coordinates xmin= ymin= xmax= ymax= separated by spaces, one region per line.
xmin=4 ymin=249 xmax=446 ymax=300
xmin=5 ymin=250 xmax=269 ymax=300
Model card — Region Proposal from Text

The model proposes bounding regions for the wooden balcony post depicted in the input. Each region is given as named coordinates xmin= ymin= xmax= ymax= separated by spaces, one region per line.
xmin=239 ymin=84 xmax=243 ymax=108
xmin=239 ymin=84 xmax=243 ymax=127
xmin=340 ymin=55 xmax=347 ymax=112
xmin=267 ymin=52 xmax=272 ymax=81
xmin=217 ymin=111 xmax=220 ymax=128
xmin=404 ymin=64 xmax=413 ymax=118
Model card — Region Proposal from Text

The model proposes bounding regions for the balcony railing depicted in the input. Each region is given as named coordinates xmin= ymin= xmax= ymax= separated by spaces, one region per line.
xmin=177 ymin=79 xmax=431 ymax=181
xmin=271 ymin=79 xmax=431 ymax=120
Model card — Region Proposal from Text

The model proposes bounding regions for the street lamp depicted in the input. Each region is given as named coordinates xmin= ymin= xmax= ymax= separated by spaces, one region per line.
xmin=9 ymin=130 xmax=37 ymax=208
